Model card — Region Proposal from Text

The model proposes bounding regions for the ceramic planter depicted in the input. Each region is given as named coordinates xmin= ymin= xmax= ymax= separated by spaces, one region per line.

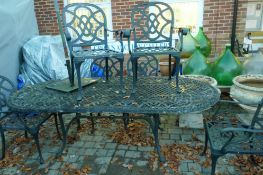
xmin=159 ymin=62 xmax=174 ymax=76
xmin=182 ymin=74 xmax=217 ymax=87
xmin=243 ymin=54 xmax=263 ymax=74
xmin=230 ymin=74 xmax=263 ymax=106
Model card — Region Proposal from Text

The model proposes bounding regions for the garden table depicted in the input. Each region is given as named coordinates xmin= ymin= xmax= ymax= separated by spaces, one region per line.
xmin=7 ymin=77 xmax=220 ymax=161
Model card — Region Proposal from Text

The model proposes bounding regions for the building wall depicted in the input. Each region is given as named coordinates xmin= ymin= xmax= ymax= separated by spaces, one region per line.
xmin=34 ymin=0 xmax=248 ymax=56
xmin=111 ymin=0 xmax=147 ymax=30
xmin=203 ymin=0 xmax=248 ymax=56
xmin=34 ymin=0 xmax=63 ymax=35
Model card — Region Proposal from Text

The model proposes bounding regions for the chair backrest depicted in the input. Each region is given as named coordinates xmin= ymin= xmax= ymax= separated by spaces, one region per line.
xmin=0 ymin=76 xmax=15 ymax=114
xmin=127 ymin=55 xmax=159 ymax=76
xmin=250 ymin=98 xmax=263 ymax=129
xmin=90 ymin=58 xmax=122 ymax=78
xmin=131 ymin=2 xmax=174 ymax=48
xmin=62 ymin=3 xmax=108 ymax=49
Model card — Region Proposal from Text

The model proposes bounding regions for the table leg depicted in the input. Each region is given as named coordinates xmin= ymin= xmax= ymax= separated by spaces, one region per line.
xmin=76 ymin=113 xmax=81 ymax=130
xmin=146 ymin=114 xmax=166 ymax=162
xmin=57 ymin=113 xmax=67 ymax=157
xmin=123 ymin=113 xmax=129 ymax=130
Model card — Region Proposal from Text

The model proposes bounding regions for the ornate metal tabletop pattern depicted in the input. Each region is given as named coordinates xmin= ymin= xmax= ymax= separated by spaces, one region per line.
xmin=8 ymin=77 xmax=220 ymax=114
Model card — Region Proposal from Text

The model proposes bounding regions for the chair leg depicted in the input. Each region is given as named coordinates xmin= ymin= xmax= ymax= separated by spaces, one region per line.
xmin=211 ymin=154 xmax=219 ymax=175
xmin=75 ymin=61 xmax=83 ymax=101
xmin=54 ymin=113 xmax=62 ymax=140
xmin=168 ymin=54 xmax=172 ymax=80
xmin=131 ymin=58 xmax=136 ymax=93
xmin=0 ymin=127 xmax=5 ymax=160
xmin=135 ymin=59 xmax=138 ymax=81
xmin=71 ymin=59 xmax=75 ymax=86
xmin=32 ymin=131 xmax=44 ymax=164
xmin=119 ymin=59 xmax=124 ymax=93
xmin=24 ymin=130 xmax=28 ymax=138
xmin=201 ymin=127 xmax=208 ymax=156
xmin=123 ymin=113 xmax=129 ymax=130
xmin=76 ymin=113 xmax=81 ymax=130
xmin=105 ymin=57 xmax=109 ymax=81
xmin=90 ymin=114 xmax=95 ymax=134
xmin=175 ymin=56 xmax=180 ymax=93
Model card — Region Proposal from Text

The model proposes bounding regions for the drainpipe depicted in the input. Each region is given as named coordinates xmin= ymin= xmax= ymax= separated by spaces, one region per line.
xmin=231 ymin=0 xmax=238 ymax=53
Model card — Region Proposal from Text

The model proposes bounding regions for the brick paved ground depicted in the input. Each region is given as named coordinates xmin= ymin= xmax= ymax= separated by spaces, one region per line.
xmin=0 ymin=114 xmax=241 ymax=175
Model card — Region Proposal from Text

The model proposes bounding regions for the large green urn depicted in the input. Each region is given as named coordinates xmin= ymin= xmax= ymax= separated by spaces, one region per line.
xmin=212 ymin=44 xmax=242 ymax=86
xmin=183 ymin=46 xmax=211 ymax=75
xmin=177 ymin=31 xmax=199 ymax=59
xmin=195 ymin=27 xmax=211 ymax=57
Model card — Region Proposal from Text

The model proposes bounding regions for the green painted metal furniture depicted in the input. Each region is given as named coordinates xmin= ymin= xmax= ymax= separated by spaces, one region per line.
xmin=123 ymin=2 xmax=187 ymax=92
xmin=202 ymin=99 xmax=263 ymax=175
xmin=54 ymin=0 xmax=125 ymax=100
xmin=0 ymin=75 xmax=61 ymax=164
xmin=8 ymin=77 xmax=220 ymax=162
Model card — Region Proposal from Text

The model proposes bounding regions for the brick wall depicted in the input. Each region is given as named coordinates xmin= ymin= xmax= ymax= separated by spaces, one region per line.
xmin=34 ymin=0 xmax=63 ymax=35
xmin=111 ymin=0 xmax=148 ymax=30
xmin=203 ymin=0 xmax=248 ymax=57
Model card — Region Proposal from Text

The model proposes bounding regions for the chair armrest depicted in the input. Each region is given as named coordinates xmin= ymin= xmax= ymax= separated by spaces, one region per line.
xmin=106 ymin=28 xmax=124 ymax=52
xmin=219 ymin=127 xmax=263 ymax=151
xmin=64 ymin=30 xmax=72 ymax=41
xmin=221 ymin=127 xmax=263 ymax=134
xmin=122 ymin=29 xmax=133 ymax=54
xmin=178 ymin=28 xmax=189 ymax=51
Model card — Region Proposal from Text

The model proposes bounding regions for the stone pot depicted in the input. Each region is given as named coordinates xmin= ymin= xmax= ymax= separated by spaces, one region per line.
xmin=181 ymin=74 xmax=217 ymax=87
xmin=159 ymin=62 xmax=174 ymax=76
xmin=230 ymin=74 xmax=263 ymax=106
xmin=242 ymin=54 xmax=263 ymax=75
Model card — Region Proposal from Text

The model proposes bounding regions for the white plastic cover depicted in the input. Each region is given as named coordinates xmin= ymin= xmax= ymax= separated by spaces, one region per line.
xmin=0 ymin=0 xmax=38 ymax=85
xmin=21 ymin=35 xmax=92 ymax=85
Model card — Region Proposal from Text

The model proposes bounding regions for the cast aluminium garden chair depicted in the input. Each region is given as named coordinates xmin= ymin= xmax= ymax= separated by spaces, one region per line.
xmin=0 ymin=75 xmax=60 ymax=164
xmin=56 ymin=1 xmax=124 ymax=100
xmin=123 ymin=1 xmax=187 ymax=92
xmin=202 ymin=98 xmax=263 ymax=175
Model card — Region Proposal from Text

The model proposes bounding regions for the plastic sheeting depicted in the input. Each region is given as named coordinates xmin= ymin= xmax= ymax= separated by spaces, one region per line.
xmin=21 ymin=35 xmax=92 ymax=85
xmin=0 ymin=0 xmax=38 ymax=86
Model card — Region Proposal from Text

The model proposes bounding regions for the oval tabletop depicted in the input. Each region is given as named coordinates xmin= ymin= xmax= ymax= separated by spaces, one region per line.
xmin=8 ymin=77 xmax=220 ymax=114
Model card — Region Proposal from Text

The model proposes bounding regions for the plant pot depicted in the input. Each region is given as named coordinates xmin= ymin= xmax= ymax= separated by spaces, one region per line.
xmin=159 ymin=62 xmax=174 ymax=76
xmin=181 ymin=75 xmax=217 ymax=87
xmin=230 ymin=74 xmax=263 ymax=107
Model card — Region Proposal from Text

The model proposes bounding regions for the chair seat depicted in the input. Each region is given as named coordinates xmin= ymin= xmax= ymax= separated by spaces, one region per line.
xmin=0 ymin=113 xmax=51 ymax=131
xmin=132 ymin=47 xmax=180 ymax=57
xmin=205 ymin=119 xmax=263 ymax=155
xmin=72 ymin=49 xmax=124 ymax=61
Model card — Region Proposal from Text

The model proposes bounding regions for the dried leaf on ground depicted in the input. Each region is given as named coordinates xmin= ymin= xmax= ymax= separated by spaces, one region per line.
xmin=108 ymin=121 xmax=154 ymax=146
xmin=149 ymin=143 xmax=206 ymax=174
xmin=230 ymin=155 xmax=263 ymax=175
